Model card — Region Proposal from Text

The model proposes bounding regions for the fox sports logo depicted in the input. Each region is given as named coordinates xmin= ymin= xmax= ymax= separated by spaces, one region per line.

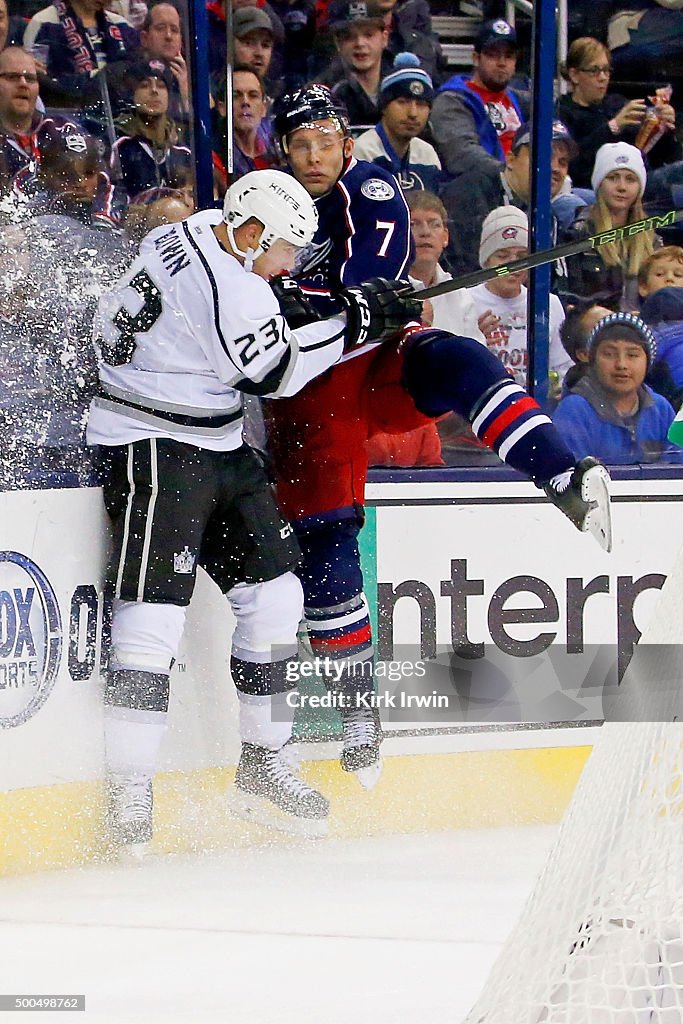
xmin=0 ymin=552 xmax=62 ymax=729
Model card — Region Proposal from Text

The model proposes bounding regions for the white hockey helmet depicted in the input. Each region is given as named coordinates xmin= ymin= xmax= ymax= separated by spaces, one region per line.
xmin=222 ymin=169 xmax=318 ymax=268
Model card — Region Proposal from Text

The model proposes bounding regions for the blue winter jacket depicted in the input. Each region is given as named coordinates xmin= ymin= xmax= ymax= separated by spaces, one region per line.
xmin=437 ymin=74 xmax=525 ymax=162
xmin=553 ymin=371 xmax=683 ymax=466
xmin=651 ymin=322 xmax=683 ymax=390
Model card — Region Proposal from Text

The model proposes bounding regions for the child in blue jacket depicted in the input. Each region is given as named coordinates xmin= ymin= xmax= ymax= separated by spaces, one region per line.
xmin=553 ymin=312 xmax=683 ymax=466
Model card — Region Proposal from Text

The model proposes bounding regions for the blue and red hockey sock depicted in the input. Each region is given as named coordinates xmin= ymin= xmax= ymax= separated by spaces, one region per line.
xmin=402 ymin=329 xmax=575 ymax=484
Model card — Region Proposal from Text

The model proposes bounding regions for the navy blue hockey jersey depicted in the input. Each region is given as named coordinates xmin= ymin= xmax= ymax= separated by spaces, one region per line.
xmin=294 ymin=158 xmax=412 ymax=319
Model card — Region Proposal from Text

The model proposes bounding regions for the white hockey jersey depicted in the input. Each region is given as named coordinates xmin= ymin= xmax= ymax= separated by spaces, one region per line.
xmin=87 ymin=209 xmax=346 ymax=450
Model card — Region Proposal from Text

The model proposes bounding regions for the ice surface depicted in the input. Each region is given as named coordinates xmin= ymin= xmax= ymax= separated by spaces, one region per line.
xmin=0 ymin=827 xmax=556 ymax=1023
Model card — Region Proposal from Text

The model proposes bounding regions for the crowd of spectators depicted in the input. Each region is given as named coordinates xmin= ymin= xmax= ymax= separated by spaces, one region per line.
xmin=2 ymin=0 xmax=683 ymax=486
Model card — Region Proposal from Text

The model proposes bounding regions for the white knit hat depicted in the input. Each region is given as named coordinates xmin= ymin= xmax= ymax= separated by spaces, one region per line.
xmin=591 ymin=142 xmax=646 ymax=196
xmin=479 ymin=206 xmax=529 ymax=268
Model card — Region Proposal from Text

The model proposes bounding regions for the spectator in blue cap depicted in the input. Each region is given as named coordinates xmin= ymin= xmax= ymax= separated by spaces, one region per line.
xmin=21 ymin=127 xmax=128 ymax=230
xmin=441 ymin=118 xmax=580 ymax=276
xmin=509 ymin=120 xmax=586 ymax=233
xmin=353 ymin=52 xmax=440 ymax=192
xmin=431 ymin=18 xmax=528 ymax=181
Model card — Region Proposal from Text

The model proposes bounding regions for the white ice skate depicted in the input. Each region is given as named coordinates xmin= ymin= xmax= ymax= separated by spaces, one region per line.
xmin=230 ymin=743 xmax=329 ymax=839
xmin=106 ymin=774 xmax=153 ymax=862
xmin=340 ymin=706 xmax=383 ymax=790
xmin=544 ymin=457 xmax=613 ymax=553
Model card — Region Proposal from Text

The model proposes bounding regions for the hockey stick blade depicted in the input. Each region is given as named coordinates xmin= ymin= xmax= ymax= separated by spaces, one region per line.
xmin=406 ymin=209 xmax=683 ymax=301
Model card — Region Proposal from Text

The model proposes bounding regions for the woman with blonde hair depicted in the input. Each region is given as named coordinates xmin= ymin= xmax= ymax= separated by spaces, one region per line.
xmin=557 ymin=36 xmax=679 ymax=189
xmin=562 ymin=141 xmax=659 ymax=311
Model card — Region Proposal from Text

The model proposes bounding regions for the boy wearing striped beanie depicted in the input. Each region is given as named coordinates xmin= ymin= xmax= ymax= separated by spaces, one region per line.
xmin=554 ymin=313 xmax=683 ymax=465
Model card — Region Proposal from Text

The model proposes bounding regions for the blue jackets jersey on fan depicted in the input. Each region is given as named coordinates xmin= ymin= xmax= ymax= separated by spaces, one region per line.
xmin=652 ymin=322 xmax=683 ymax=395
xmin=436 ymin=74 xmax=525 ymax=163
xmin=112 ymin=135 xmax=192 ymax=200
xmin=352 ymin=123 xmax=441 ymax=193
xmin=23 ymin=4 xmax=138 ymax=101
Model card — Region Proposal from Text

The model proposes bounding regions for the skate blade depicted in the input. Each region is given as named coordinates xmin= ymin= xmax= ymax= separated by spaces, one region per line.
xmin=229 ymin=790 xmax=328 ymax=840
xmin=351 ymin=758 xmax=383 ymax=791
xmin=580 ymin=465 xmax=613 ymax=553
xmin=116 ymin=841 xmax=150 ymax=864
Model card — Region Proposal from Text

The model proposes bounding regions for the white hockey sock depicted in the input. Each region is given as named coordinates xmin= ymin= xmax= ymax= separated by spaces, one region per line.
xmin=237 ymin=691 xmax=295 ymax=751
xmin=104 ymin=705 xmax=168 ymax=778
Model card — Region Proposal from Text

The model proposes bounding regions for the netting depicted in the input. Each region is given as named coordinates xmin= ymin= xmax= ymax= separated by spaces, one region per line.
xmin=464 ymin=722 xmax=683 ymax=1023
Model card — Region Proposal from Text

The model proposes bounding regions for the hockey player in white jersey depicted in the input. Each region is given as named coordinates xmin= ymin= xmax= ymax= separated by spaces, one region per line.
xmin=86 ymin=169 xmax=423 ymax=850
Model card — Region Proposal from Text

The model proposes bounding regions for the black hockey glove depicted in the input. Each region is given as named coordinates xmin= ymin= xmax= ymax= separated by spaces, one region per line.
xmin=337 ymin=278 xmax=422 ymax=352
xmin=270 ymin=275 xmax=321 ymax=329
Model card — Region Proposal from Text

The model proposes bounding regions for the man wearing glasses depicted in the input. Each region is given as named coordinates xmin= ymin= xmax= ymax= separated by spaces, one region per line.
xmin=0 ymin=48 xmax=43 ymax=177
xmin=557 ymin=36 xmax=680 ymax=190
xmin=0 ymin=48 xmax=79 ymax=177
xmin=0 ymin=47 xmax=120 ymax=224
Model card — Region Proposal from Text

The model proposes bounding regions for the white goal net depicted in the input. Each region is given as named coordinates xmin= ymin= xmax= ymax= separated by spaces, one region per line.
xmin=463 ymin=722 xmax=683 ymax=1023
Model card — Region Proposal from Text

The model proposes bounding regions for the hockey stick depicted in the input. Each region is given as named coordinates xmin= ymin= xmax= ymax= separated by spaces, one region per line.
xmin=406 ymin=209 xmax=683 ymax=301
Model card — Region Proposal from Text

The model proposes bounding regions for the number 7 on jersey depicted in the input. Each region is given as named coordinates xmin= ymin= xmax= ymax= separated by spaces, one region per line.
xmin=376 ymin=220 xmax=396 ymax=258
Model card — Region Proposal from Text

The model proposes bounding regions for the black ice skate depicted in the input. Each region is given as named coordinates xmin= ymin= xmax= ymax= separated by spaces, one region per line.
xmin=340 ymin=706 xmax=383 ymax=790
xmin=543 ymin=457 xmax=612 ymax=552
xmin=231 ymin=743 xmax=329 ymax=838
xmin=106 ymin=774 xmax=153 ymax=861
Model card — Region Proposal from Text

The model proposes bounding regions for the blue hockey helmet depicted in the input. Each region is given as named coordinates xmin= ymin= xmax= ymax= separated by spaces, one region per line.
xmin=273 ymin=85 xmax=350 ymax=154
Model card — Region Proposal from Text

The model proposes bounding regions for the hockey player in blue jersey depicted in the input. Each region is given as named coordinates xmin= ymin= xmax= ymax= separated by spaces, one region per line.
xmin=265 ymin=85 xmax=613 ymax=790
